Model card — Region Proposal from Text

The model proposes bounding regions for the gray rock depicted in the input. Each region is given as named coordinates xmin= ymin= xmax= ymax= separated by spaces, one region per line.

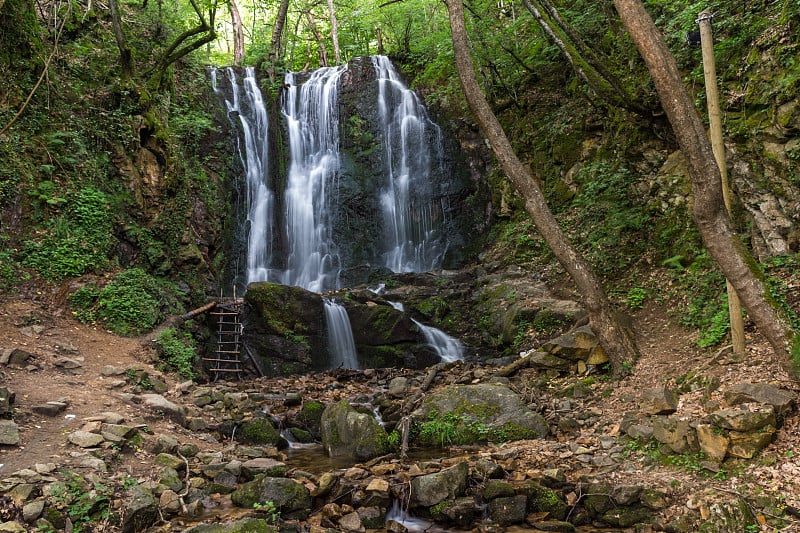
xmin=139 ymin=394 xmax=186 ymax=424
xmin=488 ymin=494 xmax=528 ymax=525
xmin=724 ymin=383 xmax=795 ymax=416
xmin=528 ymin=351 xmax=571 ymax=372
xmin=154 ymin=434 xmax=179 ymax=454
xmin=181 ymin=517 xmax=277 ymax=532
xmin=1 ymin=348 xmax=34 ymax=366
xmin=0 ymin=387 xmax=15 ymax=416
xmin=241 ymin=458 xmax=287 ymax=479
xmin=22 ymin=500 xmax=44 ymax=523
xmin=527 ymin=520 xmax=576 ymax=532
xmin=79 ymin=456 xmax=108 ymax=472
xmin=709 ymin=404 xmax=776 ymax=432
xmin=475 ymin=459 xmax=504 ymax=479
xmin=100 ymin=365 xmax=128 ymax=376
xmin=158 ymin=466 xmax=183 ymax=492
xmin=430 ymin=496 xmax=476 ymax=528
xmin=67 ymin=430 xmax=105 ymax=448
xmin=339 ymin=511 xmax=364 ymax=532
xmin=159 ymin=489 xmax=183 ymax=515
xmin=0 ymin=521 xmax=26 ymax=532
xmin=641 ymin=386 xmax=679 ymax=415
xmin=410 ymin=461 xmax=469 ymax=507
xmin=388 ymin=377 xmax=409 ymax=397
xmin=651 ymin=417 xmax=699 ymax=454
xmin=321 ymin=400 xmax=389 ymax=461
xmin=32 ymin=402 xmax=68 ymax=416
xmin=120 ymin=485 xmax=159 ymax=533
xmin=53 ymin=357 xmax=83 ymax=374
xmin=230 ymin=476 xmax=311 ymax=518
xmin=0 ymin=420 xmax=20 ymax=445
xmin=413 ymin=383 xmax=549 ymax=442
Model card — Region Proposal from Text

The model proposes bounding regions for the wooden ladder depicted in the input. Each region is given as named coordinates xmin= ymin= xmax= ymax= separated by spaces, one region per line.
xmin=204 ymin=298 xmax=244 ymax=381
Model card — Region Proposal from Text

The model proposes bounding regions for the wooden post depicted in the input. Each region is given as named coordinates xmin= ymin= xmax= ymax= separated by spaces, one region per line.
xmin=697 ymin=10 xmax=746 ymax=355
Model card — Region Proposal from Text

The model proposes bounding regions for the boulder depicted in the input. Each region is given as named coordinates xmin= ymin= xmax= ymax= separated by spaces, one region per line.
xmin=236 ymin=417 xmax=285 ymax=447
xmin=67 ymin=430 xmax=105 ymax=448
xmin=120 ymin=485 xmax=159 ymax=533
xmin=413 ymin=383 xmax=549 ymax=443
xmin=488 ymin=494 xmax=528 ymax=525
xmin=410 ymin=461 xmax=469 ymax=507
xmin=243 ymin=282 xmax=326 ymax=375
xmin=230 ymin=476 xmax=311 ymax=518
xmin=430 ymin=496 xmax=476 ymax=528
xmin=696 ymin=424 xmax=729 ymax=462
xmin=320 ymin=400 xmax=389 ymax=461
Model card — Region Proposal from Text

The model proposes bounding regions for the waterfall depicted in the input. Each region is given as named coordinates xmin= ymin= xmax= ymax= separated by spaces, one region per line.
xmin=412 ymin=319 xmax=463 ymax=363
xmin=212 ymin=67 xmax=276 ymax=286
xmin=281 ymin=66 xmax=348 ymax=292
xmin=324 ymin=298 xmax=359 ymax=369
xmin=372 ymin=55 xmax=447 ymax=273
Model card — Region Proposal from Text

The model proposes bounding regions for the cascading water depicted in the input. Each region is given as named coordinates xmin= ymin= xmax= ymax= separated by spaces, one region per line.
xmin=324 ymin=298 xmax=359 ymax=369
xmin=281 ymin=66 xmax=348 ymax=292
xmin=412 ymin=319 xmax=464 ymax=363
xmin=372 ymin=55 xmax=447 ymax=273
xmin=212 ymin=67 xmax=276 ymax=286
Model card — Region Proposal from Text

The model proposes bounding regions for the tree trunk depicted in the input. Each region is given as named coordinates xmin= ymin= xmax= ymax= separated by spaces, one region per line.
xmin=612 ymin=0 xmax=795 ymax=368
xmin=445 ymin=0 xmax=639 ymax=376
xmin=109 ymin=0 xmax=133 ymax=78
xmin=228 ymin=0 xmax=245 ymax=66
xmin=326 ymin=0 xmax=341 ymax=64
xmin=268 ymin=0 xmax=289 ymax=81
xmin=306 ymin=11 xmax=328 ymax=67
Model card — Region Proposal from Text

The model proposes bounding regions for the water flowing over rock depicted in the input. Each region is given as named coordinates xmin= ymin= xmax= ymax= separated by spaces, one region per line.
xmin=213 ymin=56 xmax=476 ymax=294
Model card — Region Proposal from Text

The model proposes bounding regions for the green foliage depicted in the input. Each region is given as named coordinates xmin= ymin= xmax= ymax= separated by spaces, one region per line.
xmin=696 ymin=306 xmax=731 ymax=348
xmin=624 ymin=287 xmax=648 ymax=310
xmin=253 ymin=500 xmax=280 ymax=524
xmin=70 ymin=268 xmax=181 ymax=336
xmin=23 ymin=187 xmax=114 ymax=280
xmin=154 ymin=327 xmax=197 ymax=380
xmin=49 ymin=470 xmax=116 ymax=532
xmin=568 ymin=162 xmax=650 ymax=275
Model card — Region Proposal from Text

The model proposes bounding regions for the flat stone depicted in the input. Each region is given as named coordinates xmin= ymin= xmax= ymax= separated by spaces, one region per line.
xmin=709 ymin=404 xmax=776 ymax=432
xmin=724 ymin=383 xmax=795 ymax=416
xmin=100 ymin=365 xmax=128 ymax=376
xmin=53 ymin=357 xmax=83 ymax=374
xmin=67 ymin=430 xmax=105 ymax=448
xmin=728 ymin=428 xmax=776 ymax=459
xmin=32 ymin=402 xmax=68 ymax=416
xmin=1 ymin=348 xmax=34 ymax=367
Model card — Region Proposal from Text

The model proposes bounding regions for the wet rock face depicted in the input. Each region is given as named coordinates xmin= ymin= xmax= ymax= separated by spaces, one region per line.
xmin=320 ymin=400 xmax=390 ymax=461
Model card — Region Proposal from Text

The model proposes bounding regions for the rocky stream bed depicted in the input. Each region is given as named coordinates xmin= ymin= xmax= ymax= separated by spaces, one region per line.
xmin=1 ymin=296 xmax=800 ymax=533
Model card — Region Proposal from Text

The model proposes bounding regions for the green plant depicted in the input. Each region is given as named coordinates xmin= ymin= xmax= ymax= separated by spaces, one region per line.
xmin=50 ymin=471 xmax=116 ymax=532
xmin=253 ymin=500 xmax=280 ymax=524
xmin=23 ymin=186 xmax=114 ymax=280
xmin=93 ymin=268 xmax=181 ymax=336
xmin=154 ymin=327 xmax=197 ymax=380
xmin=419 ymin=411 xmax=461 ymax=447
xmin=125 ymin=368 xmax=154 ymax=390
xmin=624 ymin=287 xmax=648 ymax=310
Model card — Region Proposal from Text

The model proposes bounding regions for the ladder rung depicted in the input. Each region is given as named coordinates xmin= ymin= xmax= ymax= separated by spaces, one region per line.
xmin=215 ymin=350 xmax=242 ymax=354
xmin=210 ymin=368 xmax=243 ymax=373
xmin=203 ymin=357 xmax=242 ymax=362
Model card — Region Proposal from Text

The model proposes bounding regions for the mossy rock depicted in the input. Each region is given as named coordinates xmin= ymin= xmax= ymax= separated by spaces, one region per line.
xmin=320 ymin=399 xmax=390 ymax=461
xmin=237 ymin=417 xmax=285 ymax=447
xmin=230 ymin=476 xmax=312 ymax=518
xmin=298 ymin=400 xmax=325 ymax=438
xmin=518 ymin=481 xmax=568 ymax=520
xmin=181 ymin=517 xmax=277 ymax=532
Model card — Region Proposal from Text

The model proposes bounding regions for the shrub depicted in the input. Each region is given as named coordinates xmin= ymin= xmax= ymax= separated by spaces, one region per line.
xmin=70 ymin=268 xmax=181 ymax=336
xmin=154 ymin=327 xmax=197 ymax=380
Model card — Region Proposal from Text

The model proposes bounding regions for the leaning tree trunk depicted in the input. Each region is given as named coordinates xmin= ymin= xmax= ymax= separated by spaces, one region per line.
xmin=445 ymin=0 xmax=639 ymax=376
xmin=613 ymin=0 xmax=795 ymax=368
xmin=267 ymin=0 xmax=289 ymax=82
xmin=228 ymin=0 xmax=245 ymax=66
